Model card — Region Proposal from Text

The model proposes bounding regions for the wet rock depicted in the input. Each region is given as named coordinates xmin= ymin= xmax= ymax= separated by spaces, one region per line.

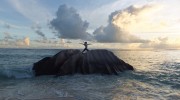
xmin=33 ymin=49 xmax=134 ymax=76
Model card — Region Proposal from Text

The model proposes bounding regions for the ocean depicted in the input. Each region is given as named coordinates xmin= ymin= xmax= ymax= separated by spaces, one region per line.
xmin=0 ymin=48 xmax=179 ymax=100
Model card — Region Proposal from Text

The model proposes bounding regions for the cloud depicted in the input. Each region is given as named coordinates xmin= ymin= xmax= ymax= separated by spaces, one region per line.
xmin=93 ymin=5 xmax=152 ymax=43
xmin=12 ymin=37 xmax=30 ymax=47
xmin=0 ymin=35 xmax=30 ymax=47
xmin=4 ymin=23 xmax=11 ymax=29
xmin=35 ymin=30 xmax=46 ymax=39
xmin=1 ymin=32 xmax=30 ymax=47
xmin=66 ymin=40 xmax=72 ymax=43
xmin=31 ymin=23 xmax=46 ymax=39
xmin=50 ymin=4 xmax=157 ymax=43
xmin=110 ymin=4 xmax=165 ymax=33
xmin=31 ymin=23 xmax=41 ymax=30
xmin=139 ymin=37 xmax=180 ymax=49
xmin=93 ymin=24 xmax=149 ymax=43
xmin=24 ymin=37 xmax=30 ymax=46
xmin=32 ymin=38 xmax=66 ymax=48
xmin=158 ymin=37 xmax=168 ymax=43
xmin=34 ymin=39 xmax=49 ymax=44
xmin=50 ymin=5 xmax=92 ymax=40
xmin=8 ymin=0 xmax=53 ymax=23
xmin=80 ymin=0 xmax=145 ymax=30
xmin=0 ymin=20 xmax=27 ymax=29
xmin=3 ymin=23 xmax=24 ymax=29
xmin=3 ymin=32 xmax=13 ymax=41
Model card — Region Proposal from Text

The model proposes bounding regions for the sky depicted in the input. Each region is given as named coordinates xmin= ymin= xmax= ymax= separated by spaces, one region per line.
xmin=0 ymin=0 xmax=180 ymax=49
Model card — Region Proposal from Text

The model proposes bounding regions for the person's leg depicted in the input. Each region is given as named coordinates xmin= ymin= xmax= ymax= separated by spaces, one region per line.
xmin=82 ymin=48 xmax=86 ymax=53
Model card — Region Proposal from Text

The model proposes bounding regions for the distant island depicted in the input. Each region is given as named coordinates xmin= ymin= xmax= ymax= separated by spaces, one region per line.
xmin=33 ymin=49 xmax=134 ymax=76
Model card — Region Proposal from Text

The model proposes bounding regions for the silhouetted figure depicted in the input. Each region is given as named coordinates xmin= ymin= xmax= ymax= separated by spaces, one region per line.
xmin=81 ymin=42 xmax=91 ymax=53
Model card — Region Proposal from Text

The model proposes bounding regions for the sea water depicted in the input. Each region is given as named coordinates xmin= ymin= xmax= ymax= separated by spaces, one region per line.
xmin=0 ymin=48 xmax=179 ymax=100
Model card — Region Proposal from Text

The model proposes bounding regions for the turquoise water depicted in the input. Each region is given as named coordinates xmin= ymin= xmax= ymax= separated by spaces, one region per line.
xmin=0 ymin=49 xmax=179 ymax=100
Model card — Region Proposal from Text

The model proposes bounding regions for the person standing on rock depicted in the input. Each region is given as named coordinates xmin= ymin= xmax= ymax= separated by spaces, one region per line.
xmin=81 ymin=42 xmax=91 ymax=53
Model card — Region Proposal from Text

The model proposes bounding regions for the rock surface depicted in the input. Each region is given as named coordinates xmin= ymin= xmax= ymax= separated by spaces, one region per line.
xmin=33 ymin=49 xmax=134 ymax=76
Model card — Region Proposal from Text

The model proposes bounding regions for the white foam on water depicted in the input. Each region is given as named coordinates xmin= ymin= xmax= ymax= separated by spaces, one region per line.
xmin=0 ymin=66 xmax=34 ymax=79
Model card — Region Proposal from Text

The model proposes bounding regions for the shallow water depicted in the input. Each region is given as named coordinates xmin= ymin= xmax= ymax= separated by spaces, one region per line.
xmin=0 ymin=49 xmax=179 ymax=100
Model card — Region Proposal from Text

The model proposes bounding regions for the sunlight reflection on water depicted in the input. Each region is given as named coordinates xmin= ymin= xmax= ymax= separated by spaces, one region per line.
xmin=114 ymin=50 xmax=180 ymax=72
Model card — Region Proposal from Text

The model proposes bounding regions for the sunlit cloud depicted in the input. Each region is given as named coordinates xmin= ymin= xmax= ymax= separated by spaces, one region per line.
xmin=93 ymin=5 xmax=154 ymax=43
xmin=110 ymin=4 xmax=165 ymax=33
xmin=0 ymin=35 xmax=30 ymax=48
xmin=139 ymin=37 xmax=180 ymax=49
xmin=24 ymin=37 xmax=30 ymax=46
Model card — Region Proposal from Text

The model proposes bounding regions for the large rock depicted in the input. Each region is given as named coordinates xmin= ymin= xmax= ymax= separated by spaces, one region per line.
xmin=33 ymin=49 xmax=134 ymax=76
